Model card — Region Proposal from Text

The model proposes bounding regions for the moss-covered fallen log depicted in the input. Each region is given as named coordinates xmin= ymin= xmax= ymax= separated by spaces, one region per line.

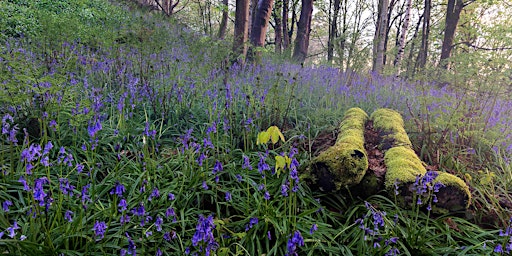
xmin=306 ymin=107 xmax=369 ymax=192
xmin=372 ymin=108 xmax=471 ymax=212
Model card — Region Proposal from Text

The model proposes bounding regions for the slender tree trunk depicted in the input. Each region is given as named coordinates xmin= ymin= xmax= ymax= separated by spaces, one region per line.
xmin=233 ymin=0 xmax=251 ymax=63
xmin=382 ymin=0 xmax=397 ymax=66
xmin=248 ymin=0 xmax=275 ymax=62
xmin=440 ymin=0 xmax=464 ymax=69
xmin=274 ymin=0 xmax=283 ymax=53
xmin=394 ymin=0 xmax=412 ymax=72
xmin=415 ymin=0 xmax=430 ymax=70
xmin=282 ymin=0 xmax=290 ymax=51
xmin=292 ymin=0 xmax=313 ymax=63
xmin=404 ymin=14 xmax=422 ymax=78
xmin=217 ymin=0 xmax=229 ymax=39
xmin=328 ymin=0 xmax=341 ymax=62
xmin=372 ymin=0 xmax=389 ymax=73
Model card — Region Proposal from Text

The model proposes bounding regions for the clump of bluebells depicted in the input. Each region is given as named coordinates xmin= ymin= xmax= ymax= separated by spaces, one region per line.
xmin=355 ymin=201 xmax=400 ymax=256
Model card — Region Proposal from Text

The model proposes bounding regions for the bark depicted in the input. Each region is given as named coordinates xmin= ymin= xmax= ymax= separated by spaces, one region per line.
xmin=217 ymin=0 xmax=229 ymax=39
xmin=415 ymin=0 xmax=430 ymax=70
xmin=282 ymin=0 xmax=290 ymax=51
xmin=248 ymin=0 xmax=275 ymax=62
xmin=233 ymin=0 xmax=251 ymax=63
xmin=274 ymin=0 xmax=283 ymax=53
xmin=327 ymin=0 xmax=341 ymax=62
xmin=292 ymin=0 xmax=313 ymax=63
xmin=372 ymin=0 xmax=389 ymax=74
xmin=440 ymin=0 xmax=464 ymax=69
xmin=394 ymin=0 xmax=412 ymax=71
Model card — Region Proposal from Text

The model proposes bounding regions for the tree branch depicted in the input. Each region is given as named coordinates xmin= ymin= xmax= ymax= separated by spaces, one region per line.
xmin=454 ymin=41 xmax=512 ymax=51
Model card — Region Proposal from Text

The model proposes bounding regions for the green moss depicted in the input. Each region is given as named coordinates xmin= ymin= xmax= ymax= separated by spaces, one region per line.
xmin=371 ymin=108 xmax=412 ymax=148
xmin=434 ymin=172 xmax=471 ymax=209
xmin=313 ymin=142 xmax=368 ymax=190
xmin=384 ymin=146 xmax=426 ymax=189
xmin=337 ymin=129 xmax=365 ymax=145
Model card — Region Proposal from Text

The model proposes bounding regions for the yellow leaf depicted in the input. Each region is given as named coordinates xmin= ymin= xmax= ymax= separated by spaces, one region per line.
xmin=257 ymin=131 xmax=270 ymax=145
xmin=267 ymin=126 xmax=285 ymax=145
xmin=275 ymin=155 xmax=286 ymax=177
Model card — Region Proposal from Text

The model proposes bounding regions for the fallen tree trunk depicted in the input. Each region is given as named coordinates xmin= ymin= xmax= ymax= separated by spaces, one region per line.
xmin=306 ymin=107 xmax=369 ymax=192
xmin=304 ymin=108 xmax=471 ymax=213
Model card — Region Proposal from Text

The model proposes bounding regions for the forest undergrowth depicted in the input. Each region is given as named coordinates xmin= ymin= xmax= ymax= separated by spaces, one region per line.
xmin=1 ymin=0 xmax=511 ymax=255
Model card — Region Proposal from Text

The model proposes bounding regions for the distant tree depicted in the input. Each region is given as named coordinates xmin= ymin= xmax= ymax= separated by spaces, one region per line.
xmin=327 ymin=0 xmax=341 ymax=63
xmin=292 ymin=0 xmax=313 ymax=63
xmin=393 ymin=0 xmax=412 ymax=72
xmin=217 ymin=0 xmax=229 ymax=39
xmin=415 ymin=0 xmax=430 ymax=71
xmin=273 ymin=0 xmax=283 ymax=53
xmin=440 ymin=0 xmax=475 ymax=69
xmin=233 ymin=0 xmax=251 ymax=63
xmin=372 ymin=0 xmax=389 ymax=73
xmin=248 ymin=0 xmax=275 ymax=62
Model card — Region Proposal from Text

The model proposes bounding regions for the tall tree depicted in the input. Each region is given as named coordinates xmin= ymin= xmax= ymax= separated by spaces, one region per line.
xmin=233 ymin=0 xmax=251 ymax=63
xmin=273 ymin=0 xmax=283 ymax=53
xmin=372 ymin=0 xmax=389 ymax=73
xmin=394 ymin=0 xmax=412 ymax=72
xmin=327 ymin=0 xmax=341 ymax=62
xmin=292 ymin=0 xmax=313 ymax=63
xmin=248 ymin=0 xmax=275 ymax=62
xmin=440 ymin=0 xmax=474 ymax=69
xmin=415 ymin=0 xmax=431 ymax=70
xmin=282 ymin=0 xmax=290 ymax=51
xmin=217 ymin=0 xmax=229 ymax=39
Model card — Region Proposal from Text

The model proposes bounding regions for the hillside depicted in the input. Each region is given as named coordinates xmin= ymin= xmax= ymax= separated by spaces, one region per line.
xmin=1 ymin=0 xmax=512 ymax=255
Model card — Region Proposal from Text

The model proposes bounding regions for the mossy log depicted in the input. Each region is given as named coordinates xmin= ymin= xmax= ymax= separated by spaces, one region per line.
xmin=304 ymin=107 xmax=471 ymax=213
xmin=372 ymin=108 xmax=471 ymax=212
xmin=306 ymin=108 xmax=369 ymax=192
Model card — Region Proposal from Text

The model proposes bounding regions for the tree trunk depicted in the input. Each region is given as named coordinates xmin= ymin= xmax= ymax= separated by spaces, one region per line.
xmin=217 ymin=0 xmax=229 ymax=39
xmin=372 ymin=0 xmax=389 ymax=74
xmin=415 ymin=0 xmax=430 ymax=70
xmin=440 ymin=0 xmax=464 ymax=69
xmin=282 ymin=0 xmax=290 ymax=52
xmin=274 ymin=0 xmax=283 ymax=53
xmin=394 ymin=0 xmax=412 ymax=72
xmin=233 ymin=0 xmax=251 ymax=63
xmin=327 ymin=0 xmax=341 ymax=63
xmin=248 ymin=0 xmax=275 ymax=62
xmin=292 ymin=0 xmax=313 ymax=63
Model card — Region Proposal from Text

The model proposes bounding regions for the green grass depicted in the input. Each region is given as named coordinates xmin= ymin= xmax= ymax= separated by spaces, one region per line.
xmin=0 ymin=0 xmax=511 ymax=255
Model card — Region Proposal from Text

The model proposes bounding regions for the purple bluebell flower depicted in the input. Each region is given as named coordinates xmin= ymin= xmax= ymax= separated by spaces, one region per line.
xmin=286 ymin=230 xmax=304 ymax=256
xmin=310 ymin=224 xmax=318 ymax=234
xmin=202 ymin=181 xmax=208 ymax=190
xmin=264 ymin=191 xmax=270 ymax=200
xmin=118 ymin=199 xmax=128 ymax=212
xmin=212 ymin=161 xmax=223 ymax=174
xmin=245 ymin=217 xmax=258 ymax=231
xmin=110 ymin=182 xmax=126 ymax=197
xmin=235 ymin=174 xmax=243 ymax=182
xmin=59 ymin=178 xmax=75 ymax=196
xmin=225 ymin=191 xmax=232 ymax=201
xmin=191 ymin=214 xmax=218 ymax=255
xmin=65 ymin=210 xmax=74 ymax=222
xmin=168 ymin=193 xmax=175 ymax=200
xmin=18 ymin=176 xmax=30 ymax=191
xmin=81 ymin=184 xmax=91 ymax=207
xmin=257 ymin=154 xmax=270 ymax=173
xmin=33 ymin=177 xmax=49 ymax=206
xmin=242 ymin=155 xmax=252 ymax=170
xmin=267 ymin=231 xmax=272 ymax=240
xmin=166 ymin=207 xmax=176 ymax=219
xmin=148 ymin=188 xmax=160 ymax=201
xmin=93 ymin=221 xmax=107 ymax=240
xmin=6 ymin=221 xmax=20 ymax=238
xmin=3 ymin=200 xmax=13 ymax=212
xmin=155 ymin=216 xmax=163 ymax=232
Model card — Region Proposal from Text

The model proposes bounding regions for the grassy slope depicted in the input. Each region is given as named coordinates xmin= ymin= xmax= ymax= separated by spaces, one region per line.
xmin=1 ymin=0 xmax=511 ymax=255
